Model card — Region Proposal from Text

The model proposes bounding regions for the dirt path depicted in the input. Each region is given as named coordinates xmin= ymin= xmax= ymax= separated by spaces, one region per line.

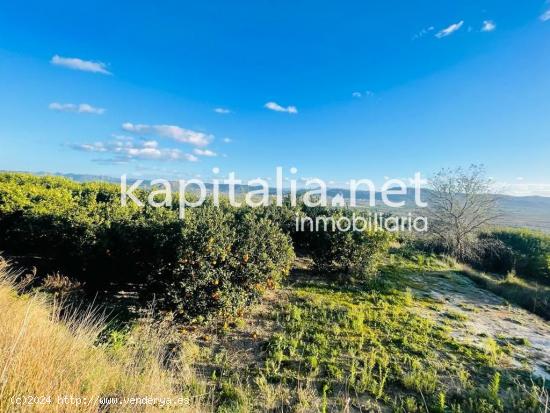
xmin=409 ymin=270 xmax=550 ymax=381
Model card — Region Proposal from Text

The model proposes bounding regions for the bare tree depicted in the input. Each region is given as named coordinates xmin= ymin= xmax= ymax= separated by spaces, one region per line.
xmin=427 ymin=165 xmax=500 ymax=261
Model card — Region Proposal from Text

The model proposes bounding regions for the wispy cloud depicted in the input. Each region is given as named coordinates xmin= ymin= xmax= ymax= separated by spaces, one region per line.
xmin=264 ymin=101 xmax=298 ymax=114
xmin=193 ymin=148 xmax=217 ymax=157
xmin=541 ymin=10 xmax=550 ymax=22
xmin=50 ymin=55 xmax=111 ymax=75
xmin=75 ymin=142 xmax=109 ymax=153
xmin=351 ymin=90 xmax=374 ymax=98
xmin=493 ymin=181 xmax=550 ymax=197
xmin=481 ymin=20 xmax=496 ymax=32
xmin=223 ymin=137 xmax=232 ymax=143
xmin=49 ymin=102 xmax=105 ymax=115
xmin=412 ymin=26 xmax=435 ymax=40
xmin=70 ymin=136 xmax=198 ymax=162
xmin=214 ymin=107 xmax=231 ymax=114
xmin=435 ymin=21 xmax=464 ymax=38
xmin=122 ymin=122 xmax=212 ymax=147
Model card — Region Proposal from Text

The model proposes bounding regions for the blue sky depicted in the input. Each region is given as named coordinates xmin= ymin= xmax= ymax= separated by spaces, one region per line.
xmin=0 ymin=0 xmax=549 ymax=194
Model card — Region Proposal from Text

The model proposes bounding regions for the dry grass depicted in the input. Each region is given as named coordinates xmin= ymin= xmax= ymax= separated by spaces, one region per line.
xmin=460 ymin=264 xmax=550 ymax=320
xmin=0 ymin=260 xmax=206 ymax=412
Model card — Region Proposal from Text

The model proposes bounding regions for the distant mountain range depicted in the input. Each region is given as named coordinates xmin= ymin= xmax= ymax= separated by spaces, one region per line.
xmin=15 ymin=171 xmax=550 ymax=232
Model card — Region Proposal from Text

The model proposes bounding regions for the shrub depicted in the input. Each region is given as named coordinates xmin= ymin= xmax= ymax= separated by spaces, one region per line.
xmin=294 ymin=207 xmax=391 ymax=278
xmin=153 ymin=203 xmax=295 ymax=318
xmin=477 ymin=228 xmax=550 ymax=284
xmin=0 ymin=174 xmax=145 ymax=285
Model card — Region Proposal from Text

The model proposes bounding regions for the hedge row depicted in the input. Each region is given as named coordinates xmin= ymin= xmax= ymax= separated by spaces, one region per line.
xmin=0 ymin=173 xmax=391 ymax=317
xmin=477 ymin=228 xmax=550 ymax=285
xmin=0 ymin=173 xmax=296 ymax=317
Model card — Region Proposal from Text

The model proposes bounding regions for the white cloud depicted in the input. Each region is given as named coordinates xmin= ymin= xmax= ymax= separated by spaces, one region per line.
xmin=541 ymin=10 xmax=550 ymax=22
xmin=112 ymin=135 xmax=134 ymax=142
xmin=352 ymin=90 xmax=374 ymax=99
xmin=122 ymin=122 xmax=212 ymax=147
xmin=75 ymin=142 xmax=108 ymax=152
xmin=435 ymin=21 xmax=464 ymax=38
xmin=70 ymin=138 xmax=198 ymax=162
xmin=50 ymin=55 xmax=111 ymax=75
xmin=493 ymin=181 xmax=550 ymax=197
xmin=193 ymin=148 xmax=217 ymax=157
xmin=92 ymin=158 xmax=129 ymax=165
xmin=223 ymin=137 xmax=232 ymax=143
xmin=481 ymin=20 xmax=496 ymax=32
xmin=413 ymin=26 xmax=435 ymax=40
xmin=49 ymin=102 xmax=105 ymax=115
xmin=143 ymin=140 xmax=159 ymax=148
xmin=264 ymin=101 xmax=298 ymax=114
xmin=78 ymin=103 xmax=106 ymax=114
xmin=214 ymin=107 xmax=231 ymax=114
xmin=49 ymin=103 xmax=78 ymax=112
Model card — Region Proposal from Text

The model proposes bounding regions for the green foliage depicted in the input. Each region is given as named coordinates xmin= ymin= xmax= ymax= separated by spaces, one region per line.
xmin=253 ymin=201 xmax=393 ymax=279
xmin=0 ymin=173 xmax=145 ymax=284
xmin=488 ymin=371 xmax=501 ymax=400
xmin=0 ymin=173 xmax=294 ymax=318
xmin=158 ymin=203 xmax=295 ymax=317
xmin=217 ymin=382 xmax=250 ymax=413
xmin=478 ymin=228 xmax=550 ymax=285
xmin=295 ymin=207 xmax=392 ymax=278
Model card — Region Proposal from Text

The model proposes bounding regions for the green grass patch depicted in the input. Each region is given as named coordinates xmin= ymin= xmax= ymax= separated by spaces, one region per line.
xmin=256 ymin=275 xmax=544 ymax=412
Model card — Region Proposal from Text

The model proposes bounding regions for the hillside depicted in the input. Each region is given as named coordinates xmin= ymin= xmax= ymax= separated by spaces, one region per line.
xmin=1 ymin=256 xmax=549 ymax=412
xmin=2 ymin=1 xmax=549 ymax=411
xmin=1 ymin=172 xmax=549 ymax=412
